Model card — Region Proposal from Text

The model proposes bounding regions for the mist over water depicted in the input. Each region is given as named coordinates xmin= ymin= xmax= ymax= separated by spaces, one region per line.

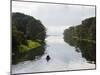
xmin=46 ymin=26 xmax=69 ymax=35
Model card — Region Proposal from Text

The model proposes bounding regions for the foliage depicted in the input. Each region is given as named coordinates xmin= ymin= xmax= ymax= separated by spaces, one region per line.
xmin=63 ymin=17 xmax=96 ymax=63
xmin=18 ymin=40 xmax=41 ymax=53
xmin=12 ymin=13 xmax=46 ymax=40
xmin=27 ymin=40 xmax=41 ymax=49
xmin=12 ymin=12 xmax=46 ymax=64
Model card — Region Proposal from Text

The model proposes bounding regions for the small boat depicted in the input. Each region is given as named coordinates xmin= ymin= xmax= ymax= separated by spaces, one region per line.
xmin=46 ymin=55 xmax=51 ymax=62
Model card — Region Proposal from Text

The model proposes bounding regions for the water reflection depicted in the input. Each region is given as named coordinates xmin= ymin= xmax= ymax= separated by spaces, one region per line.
xmin=64 ymin=36 xmax=96 ymax=64
xmin=12 ymin=44 xmax=46 ymax=64
xmin=77 ymin=40 xmax=96 ymax=63
xmin=12 ymin=35 xmax=95 ymax=74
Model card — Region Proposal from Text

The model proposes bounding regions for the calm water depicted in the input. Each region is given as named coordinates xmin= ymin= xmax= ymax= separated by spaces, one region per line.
xmin=12 ymin=35 xmax=95 ymax=74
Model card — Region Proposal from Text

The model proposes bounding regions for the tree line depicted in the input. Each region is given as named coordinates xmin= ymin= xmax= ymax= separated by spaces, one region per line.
xmin=12 ymin=13 xmax=46 ymax=64
xmin=63 ymin=17 xmax=96 ymax=63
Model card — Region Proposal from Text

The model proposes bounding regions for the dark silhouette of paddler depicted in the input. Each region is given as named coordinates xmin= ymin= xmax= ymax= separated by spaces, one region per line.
xmin=46 ymin=55 xmax=51 ymax=62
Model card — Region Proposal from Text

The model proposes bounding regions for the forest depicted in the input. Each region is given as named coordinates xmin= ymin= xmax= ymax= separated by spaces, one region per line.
xmin=12 ymin=13 xmax=46 ymax=64
xmin=63 ymin=17 xmax=96 ymax=63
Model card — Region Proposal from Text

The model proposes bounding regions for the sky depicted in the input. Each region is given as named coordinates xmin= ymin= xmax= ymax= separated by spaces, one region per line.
xmin=12 ymin=1 xmax=95 ymax=35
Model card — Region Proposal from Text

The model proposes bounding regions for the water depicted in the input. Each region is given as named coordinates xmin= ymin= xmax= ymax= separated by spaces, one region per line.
xmin=12 ymin=35 xmax=95 ymax=74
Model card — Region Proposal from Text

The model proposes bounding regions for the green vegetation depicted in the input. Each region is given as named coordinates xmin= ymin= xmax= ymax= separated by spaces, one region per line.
xmin=12 ymin=13 xmax=46 ymax=64
xmin=18 ymin=40 xmax=41 ymax=53
xmin=64 ymin=17 xmax=96 ymax=63
xmin=27 ymin=40 xmax=41 ymax=49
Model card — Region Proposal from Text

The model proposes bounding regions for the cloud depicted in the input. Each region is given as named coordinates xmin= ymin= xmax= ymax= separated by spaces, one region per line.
xmin=12 ymin=1 xmax=95 ymax=35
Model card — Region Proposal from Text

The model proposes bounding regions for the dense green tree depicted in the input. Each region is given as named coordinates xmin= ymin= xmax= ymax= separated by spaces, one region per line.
xmin=63 ymin=17 xmax=96 ymax=63
xmin=12 ymin=13 xmax=46 ymax=41
xmin=12 ymin=12 xmax=46 ymax=64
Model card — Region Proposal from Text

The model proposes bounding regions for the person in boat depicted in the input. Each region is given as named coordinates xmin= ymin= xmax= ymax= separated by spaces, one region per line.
xmin=46 ymin=55 xmax=51 ymax=62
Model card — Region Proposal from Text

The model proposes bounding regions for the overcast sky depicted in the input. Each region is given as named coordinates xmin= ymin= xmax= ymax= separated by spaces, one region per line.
xmin=12 ymin=1 xmax=95 ymax=35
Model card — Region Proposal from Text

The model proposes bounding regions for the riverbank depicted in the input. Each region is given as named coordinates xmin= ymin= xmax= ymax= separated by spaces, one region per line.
xmin=12 ymin=13 xmax=46 ymax=64
xmin=12 ymin=40 xmax=46 ymax=64
xmin=63 ymin=17 xmax=96 ymax=63
xmin=12 ymin=35 xmax=95 ymax=74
